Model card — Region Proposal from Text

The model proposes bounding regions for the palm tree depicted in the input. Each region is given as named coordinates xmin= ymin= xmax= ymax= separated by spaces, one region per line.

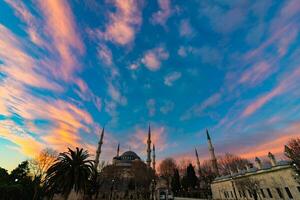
xmin=45 ymin=147 xmax=94 ymax=200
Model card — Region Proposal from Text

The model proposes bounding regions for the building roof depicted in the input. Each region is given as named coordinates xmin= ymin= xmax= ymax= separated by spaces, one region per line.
xmin=213 ymin=160 xmax=292 ymax=183
xmin=116 ymin=151 xmax=141 ymax=161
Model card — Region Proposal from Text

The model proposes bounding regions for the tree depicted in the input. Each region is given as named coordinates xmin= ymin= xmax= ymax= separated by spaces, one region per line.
xmin=177 ymin=159 xmax=192 ymax=176
xmin=0 ymin=167 xmax=9 ymax=183
xmin=218 ymin=153 xmax=250 ymax=175
xmin=29 ymin=148 xmax=57 ymax=180
xmin=285 ymin=138 xmax=300 ymax=183
xmin=181 ymin=164 xmax=198 ymax=191
xmin=45 ymin=147 xmax=94 ymax=200
xmin=171 ymin=168 xmax=180 ymax=195
xmin=159 ymin=158 xmax=177 ymax=188
xmin=0 ymin=161 xmax=37 ymax=200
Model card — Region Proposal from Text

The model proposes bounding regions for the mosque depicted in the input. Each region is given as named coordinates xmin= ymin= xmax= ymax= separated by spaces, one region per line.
xmin=93 ymin=125 xmax=158 ymax=200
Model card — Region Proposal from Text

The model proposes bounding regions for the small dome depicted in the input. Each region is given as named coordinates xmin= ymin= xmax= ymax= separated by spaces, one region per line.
xmin=120 ymin=151 xmax=141 ymax=161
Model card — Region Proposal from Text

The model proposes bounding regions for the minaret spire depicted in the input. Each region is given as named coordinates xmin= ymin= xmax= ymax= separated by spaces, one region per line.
xmin=152 ymin=144 xmax=156 ymax=172
xmin=95 ymin=127 xmax=104 ymax=170
xmin=146 ymin=124 xmax=152 ymax=168
xmin=117 ymin=143 xmax=120 ymax=157
xmin=195 ymin=148 xmax=201 ymax=177
xmin=206 ymin=129 xmax=219 ymax=176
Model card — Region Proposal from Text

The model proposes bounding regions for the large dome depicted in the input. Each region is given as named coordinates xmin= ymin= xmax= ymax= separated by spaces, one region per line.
xmin=120 ymin=151 xmax=141 ymax=161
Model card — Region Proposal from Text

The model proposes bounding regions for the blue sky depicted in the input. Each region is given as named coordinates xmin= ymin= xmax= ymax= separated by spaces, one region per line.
xmin=0 ymin=0 xmax=300 ymax=170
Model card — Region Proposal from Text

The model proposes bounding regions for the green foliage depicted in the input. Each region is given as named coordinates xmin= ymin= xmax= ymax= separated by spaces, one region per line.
xmin=45 ymin=147 xmax=94 ymax=199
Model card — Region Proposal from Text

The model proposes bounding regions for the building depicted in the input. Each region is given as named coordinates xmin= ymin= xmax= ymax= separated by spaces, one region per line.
xmin=211 ymin=153 xmax=300 ymax=200
xmin=94 ymin=125 xmax=158 ymax=200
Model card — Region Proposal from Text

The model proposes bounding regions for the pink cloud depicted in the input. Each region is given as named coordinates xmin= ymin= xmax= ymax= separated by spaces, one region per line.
xmin=242 ymin=85 xmax=284 ymax=117
xmin=38 ymin=0 xmax=84 ymax=81
xmin=108 ymin=83 xmax=127 ymax=106
xmin=239 ymin=61 xmax=272 ymax=86
xmin=103 ymin=0 xmax=142 ymax=45
xmin=127 ymin=126 xmax=168 ymax=158
xmin=179 ymin=19 xmax=195 ymax=37
xmin=146 ymin=99 xmax=156 ymax=117
xmin=142 ymin=47 xmax=169 ymax=71
xmin=0 ymin=25 xmax=62 ymax=91
xmin=181 ymin=93 xmax=221 ymax=121
xmin=164 ymin=72 xmax=182 ymax=86
xmin=0 ymin=76 xmax=96 ymax=154
xmin=238 ymin=122 xmax=300 ymax=159
xmin=151 ymin=0 xmax=172 ymax=26
xmin=97 ymin=44 xmax=113 ymax=66
xmin=5 ymin=0 xmax=44 ymax=46
xmin=242 ymin=66 xmax=300 ymax=117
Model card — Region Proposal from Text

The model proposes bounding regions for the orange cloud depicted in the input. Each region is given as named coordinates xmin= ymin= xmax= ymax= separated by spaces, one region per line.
xmin=0 ymin=120 xmax=43 ymax=157
xmin=127 ymin=126 xmax=168 ymax=158
xmin=239 ymin=123 xmax=300 ymax=159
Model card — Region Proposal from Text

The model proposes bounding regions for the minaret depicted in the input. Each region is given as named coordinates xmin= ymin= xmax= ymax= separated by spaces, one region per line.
xmin=195 ymin=148 xmax=202 ymax=177
xmin=95 ymin=127 xmax=104 ymax=170
xmin=117 ymin=143 xmax=120 ymax=157
xmin=206 ymin=129 xmax=219 ymax=176
xmin=146 ymin=124 xmax=152 ymax=168
xmin=152 ymin=144 xmax=156 ymax=172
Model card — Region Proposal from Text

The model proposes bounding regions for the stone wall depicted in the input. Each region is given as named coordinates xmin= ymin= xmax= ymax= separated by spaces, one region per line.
xmin=211 ymin=165 xmax=300 ymax=200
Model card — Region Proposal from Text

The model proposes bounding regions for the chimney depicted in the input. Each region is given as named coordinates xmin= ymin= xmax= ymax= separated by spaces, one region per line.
xmin=255 ymin=157 xmax=262 ymax=169
xmin=268 ymin=152 xmax=277 ymax=166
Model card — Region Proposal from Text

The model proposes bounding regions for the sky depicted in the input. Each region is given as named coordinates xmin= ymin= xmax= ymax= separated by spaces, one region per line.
xmin=0 ymin=0 xmax=300 ymax=171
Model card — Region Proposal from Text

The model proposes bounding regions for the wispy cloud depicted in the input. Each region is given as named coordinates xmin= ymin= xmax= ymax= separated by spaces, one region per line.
xmin=181 ymin=93 xmax=221 ymax=121
xmin=5 ymin=0 xmax=44 ymax=46
xmin=0 ymin=25 xmax=61 ymax=91
xmin=38 ymin=0 xmax=84 ymax=81
xmin=164 ymin=72 xmax=182 ymax=86
xmin=242 ymin=66 xmax=300 ymax=117
xmin=179 ymin=19 xmax=195 ymax=38
xmin=146 ymin=99 xmax=156 ymax=117
xmin=151 ymin=0 xmax=173 ymax=27
xmin=239 ymin=61 xmax=273 ymax=87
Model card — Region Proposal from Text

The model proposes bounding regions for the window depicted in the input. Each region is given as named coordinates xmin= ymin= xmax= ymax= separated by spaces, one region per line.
xmin=276 ymin=188 xmax=283 ymax=198
xmin=267 ymin=188 xmax=273 ymax=198
xmin=297 ymin=186 xmax=300 ymax=193
xmin=260 ymin=189 xmax=266 ymax=198
xmin=285 ymin=187 xmax=293 ymax=199
xmin=242 ymin=190 xmax=246 ymax=197
xmin=248 ymin=189 xmax=253 ymax=198
xmin=224 ymin=191 xmax=227 ymax=198
xmin=231 ymin=191 xmax=233 ymax=198
xmin=239 ymin=190 xmax=242 ymax=198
